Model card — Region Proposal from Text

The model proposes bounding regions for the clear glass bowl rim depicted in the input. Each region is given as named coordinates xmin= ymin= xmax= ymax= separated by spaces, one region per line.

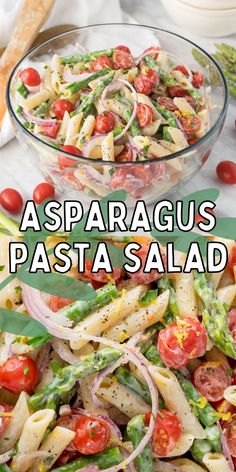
xmin=6 ymin=22 xmax=229 ymax=167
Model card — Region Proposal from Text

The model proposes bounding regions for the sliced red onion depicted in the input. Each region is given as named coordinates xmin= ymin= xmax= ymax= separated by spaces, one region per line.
xmin=36 ymin=342 xmax=51 ymax=379
xmin=83 ymin=133 xmax=108 ymax=157
xmin=59 ymin=404 xmax=72 ymax=416
xmin=63 ymin=69 xmax=95 ymax=84
xmin=76 ymin=467 xmax=99 ymax=472
xmin=217 ymin=421 xmax=234 ymax=471
xmin=175 ymin=117 xmax=188 ymax=140
xmin=127 ymin=135 xmax=152 ymax=159
xmin=135 ymin=48 xmax=160 ymax=66
xmin=52 ymin=339 xmax=81 ymax=365
xmin=114 ymin=79 xmax=138 ymax=142
xmin=23 ymin=108 xmax=56 ymax=126
xmin=0 ymin=450 xmax=15 ymax=464
xmin=101 ymin=81 xmax=123 ymax=110
xmin=99 ymin=416 xmax=123 ymax=442
xmin=126 ymin=143 xmax=138 ymax=162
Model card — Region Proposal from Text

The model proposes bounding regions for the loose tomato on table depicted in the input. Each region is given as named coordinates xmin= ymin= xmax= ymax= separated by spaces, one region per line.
xmin=94 ymin=112 xmax=115 ymax=134
xmin=128 ymin=243 xmax=165 ymax=284
xmin=0 ymin=355 xmax=39 ymax=394
xmin=228 ymin=244 xmax=236 ymax=272
xmin=137 ymin=103 xmax=153 ymax=128
xmin=113 ymin=50 xmax=134 ymax=69
xmin=85 ymin=259 xmax=122 ymax=284
xmin=173 ymin=64 xmax=189 ymax=77
xmin=157 ymin=96 xmax=178 ymax=112
xmin=193 ymin=361 xmax=232 ymax=402
xmin=73 ymin=416 xmax=111 ymax=455
xmin=216 ymin=161 xmax=236 ymax=185
xmin=40 ymin=121 xmax=60 ymax=139
xmin=33 ymin=182 xmax=55 ymax=204
xmin=152 ymin=410 xmax=182 ymax=456
xmin=167 ymin=86 xmax=187 ymax=98
xmin=19 ymin=67 xmax=41 ymax=86
xmin=158 ymin=317 xmax=207 ymax=369
xmin=0 ymin=403 xmax=13 ymax=434
xmin=58 ymin=145 xmax=82 ymax=170
xmin=178 ymin=115 xmax=201 ymax=136
xmin=0 ymin=188 xmax=23 ymax=214
xmin=192 ymin=71 xmax=204 ymax=89
xmin=52 ymin=99 xmax=75 ymax=120
xmin=89 ymin=55 xmax=114 ymax=71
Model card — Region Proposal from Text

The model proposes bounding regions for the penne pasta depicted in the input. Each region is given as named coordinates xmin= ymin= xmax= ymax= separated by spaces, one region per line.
xmin=31 ymin=426 xmax=75 ymax=471
xmin=64 ymin=113 xmax=83 ymax=146
xmin=0 ymin=392 xmax=30 ymax=453
xmin=174 ymin=272 xmax=198 ymax=318
xmin=171 ymin=458 xmax=206 ymax=471
xmin=202 ymin=453 xmax=232 ymax=472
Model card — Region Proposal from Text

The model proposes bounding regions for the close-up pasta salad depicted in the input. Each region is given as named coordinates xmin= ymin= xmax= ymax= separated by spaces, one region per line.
xmin=1 ymin=231 xmax=236 ymax=472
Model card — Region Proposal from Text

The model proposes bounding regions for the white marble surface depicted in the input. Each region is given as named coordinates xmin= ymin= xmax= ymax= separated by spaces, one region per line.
xmin=0 ymin=0 xmax=235 ymax=215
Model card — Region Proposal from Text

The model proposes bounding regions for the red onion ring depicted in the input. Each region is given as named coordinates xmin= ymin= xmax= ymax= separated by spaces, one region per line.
xmin=217 ymin=421 xmax=234 ymax=471
xmin=0 ymin=450 xmax=15 ymax=464
xmin=23 ymin=108 xmax=56 ymax=126
xmin=52 ymin=339 xmax=81 ymax=365
xmin=36 ymin=342 xmax=51 ymax=379
xmin=135 ymin=48 xmax=160 ymax=66
xmin=127 ymin=135 xmax=152 ymax=159
xmin=63 ymin=70 xmax=95 ymax=84
xmin=83 ymin=134 xmax=108 ymax=157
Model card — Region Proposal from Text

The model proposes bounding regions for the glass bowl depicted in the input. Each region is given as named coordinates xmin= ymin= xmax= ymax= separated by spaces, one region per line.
xmin=6 ymin=24 xmax=228 ymax=207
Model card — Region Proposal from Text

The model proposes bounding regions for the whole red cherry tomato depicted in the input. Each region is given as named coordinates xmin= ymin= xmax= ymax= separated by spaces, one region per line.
xmin=158 ymin=317 xmax=207 ymax=369
xmin=193 ymin=361 xmax=232 ymax=402
xmin=0 ymin=403 xmax=13 ymax=433
xmin=0 ymin=355 xmax=38 ymax=394
xmin=192 ymin=71 xmax=204 ymax=88
xmin=40 ymin=122 xmax=60 ymax=139
xmin=0 ymin=188 xmax=23 ymax=214
xmin=73 ymin=416 xmax=111 ymax=455
xmin=89 ymin=55 xmax=114 ymax=71
xmin=157 ymin=96 xmax=178 ymax=111
xmin=137 ymin=103 xmax=153 ymax=128
xmin=216 ymin=161 xmax=236 ymax=184
xmin=52 ymin=99 xmax=74 ymax=120
xmin=167 ymin=86 xmax=187 ymax=98
xmin=152 ymin=410 xmax=182 ymax=456
xmin=173 ymin=64 xmax=189 ymax=76
xmin=113 ymin=50 xmax=134 ymax=69
xmin=19 ymin=67 xmax=41 ymax=86
xmin=115 ymin=45 xmax=131 ymax=54
xmin=59 ymin=145 xmax=82 ymax=170
xmin=33 ymin=182 xmax=55 ymax=204
xmin=94 ymin=112 xmax=115 ymax=134
xmin=178 ymin=115 xmax=201 ymax=135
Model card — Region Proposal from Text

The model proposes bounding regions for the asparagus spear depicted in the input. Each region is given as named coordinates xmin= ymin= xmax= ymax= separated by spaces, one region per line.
xmin=29 ymin=348 xmax=122 ymax=409
xmin=51 ymin=447 xmax=122 ymax=472
xmin=194 ymin=272 xmax=236 ymax=359
xmin=60 ymin=48 xmax=115 ymax=65
xmin=114 ymin=94 xmax=140 ymax=137
xmin=66 ymin=69 xmax=110 ymax=95
xmin=212 ymin=43 xmax=236 ymax=97
xmin=16 ymin=81 xmax=29 ymax=98
xmin=205 ymin=425 xmax=222 ymax=452
xmin=154 ymin=102 xmax=178 ymax=127
xmin=159 ymin=69 xmax=177 ymax=87
xmin=64 ymin=282 xmax=118 ymax=321
xmin=116 ymin=366 xmax=151 ymax=404
xmin=127 ymin=415 xmax=155 ymax=472
xmin=191 ymin=426 xmax=221 ymax=464
xmin=145 ymin=344 xmax=165 ymax=367
xmin=72 ymin=71 xmax=115 ymax=116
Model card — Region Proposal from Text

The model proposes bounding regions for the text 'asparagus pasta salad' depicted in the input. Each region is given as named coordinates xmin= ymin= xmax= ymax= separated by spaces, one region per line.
xmin=1 ymin=228 xmax=236 ymax=472
xmin=11 ymin=43 xmax=211 ymax=202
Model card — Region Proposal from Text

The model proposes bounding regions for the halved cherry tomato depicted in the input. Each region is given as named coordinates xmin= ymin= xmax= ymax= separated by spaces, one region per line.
xmin=19 ymin=67 xmax=41 ymax=86
xmin=158 ymin=317 xmax=207 ymax=369
xmin=0 ymin=355 xmax=38 ymax=394
xmin=193 ymin=361 xmax=232 ymax=402
xmin=195 ymin=208 xmax=215 ymax=224
xmin=89 ymin=55 xmax=114 ymax=71
xmin=73 ymin=416 xmax=111 ymax=455
xmin=146 ymin=69 xmax=160 ymax=86
xmin=143 ymin=46 xmax=160 ymax=60
xmin=0 ymin=188 xmax=23 ymax=214
xmin=192 ymin=71 xmax=204 ymax=89
xmin=157 ymin=96 xmax=177 ymax=111
xmin=134 ymin=69 xmax=159 ymax=95
xmin=113 ymin=50 xmax=134 ymax=69
xmin=222 ymin=417 xmax=236 ymax=457
xmin=116 ymin=146 xmax=133 ymax=162
xmin=216 ymin=161 xmax=236 ymax=184
xmin=178 ymin=115 xmax=201 ymax=135
xmin=50 ymin=296 xmax=74 ymax=312
xmin=52 ymin=99 xmax=74 ymax=120
xmin=228 ymin=308 xmax=236 ymax=341
xmin=152 ymin=410 xmax=182 ymax=456
xmin=173 ymin=64 xmax=189 ymax=76
xmin=188 ymin=136 xmax=198 ymax=145
xmin=137 ymin=103 xmax=153 ymax=128
xmin=40 ymin=122 xmax=60 ymax=139
xmin=0 ymin=403 xmax=13 ymax=434
xmin=33 ymin=182 xmax=55 ymax=204
xmin=228 ymin=244 xmax=236 ymax=272
xmin=115 ymin=45 xmax=131 ymax=54
xmin=167 ymin=86 xmax=187 ymax=98
xmin=94 ymin=111 xmax=115 ymax=134
xmin=59 ymin=145 xmax=82 ymax=170
xmin=128 ymin=243 xmax=165 ymax=284
xmin=85 ymin=259 xmax=122 ymax=284
xmin=183 ymin=95 xmax=198 ymax=109
xmin=144 ymin=411 xmax=152 ymax=426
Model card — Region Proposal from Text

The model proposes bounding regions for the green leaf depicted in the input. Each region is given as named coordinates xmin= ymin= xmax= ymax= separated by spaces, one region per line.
xmin=17 ymin=271 xmax=95 ymax=301
xmin=210 ymin=217 xmax=236 ymax=239
xmin=0 ymin=309 xmax=48 ymax=336
xmin=181 ymin=188 xmax=219 ymax=223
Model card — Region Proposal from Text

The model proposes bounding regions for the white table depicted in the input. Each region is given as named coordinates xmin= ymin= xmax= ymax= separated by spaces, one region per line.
xmin=1 ymin=0 xmax=235 ymax=215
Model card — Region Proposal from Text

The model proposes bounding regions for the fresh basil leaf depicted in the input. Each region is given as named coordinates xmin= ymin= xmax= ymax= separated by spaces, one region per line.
xmin=0 ymin=309 xmax=48 ymax=336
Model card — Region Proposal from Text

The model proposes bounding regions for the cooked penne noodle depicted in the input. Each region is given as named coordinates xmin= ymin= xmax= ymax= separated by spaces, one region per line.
xmin=171 ymin=458 xmax=206 ymax=471
xmin=76 ymin=115 xmax=95 ymax=149
xmin=101 ymin=132 xmax=115 ymax=161
xmin=98 ymin=377 xmax=149 ymax=417
xmin=202 ymin=453 xmax=232 ymax=472
xmin=156 ymin=433 xmax=194 ymax=458
xmin=31 ymin=427 xmax=75 ymax=472
xmin=174 ymin=272 xmax=198 ymax=318
xmin=0 ymin=392 xmax=30 ymax=453
xmin=217 ymin=284 xmax=236 ymax=306
xmin=224 ymin=385 xmax=236 ymax=406
xmin=64 ymin=112 xmax=83 ymax=146
xmin=24 ymin=89 xmax=53 ymax=110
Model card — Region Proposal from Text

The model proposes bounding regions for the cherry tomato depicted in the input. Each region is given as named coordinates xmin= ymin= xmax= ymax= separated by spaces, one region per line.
xmin=73 ymin=416 xmax=111 ymax=455
xmin=173 ymin=64 xmax=189 ymax=76
xmin=134 ymin=69 xmax=159 ymax=95
xmin=222 ymin=417 xmax=236 ymax=457
xmin=216 ymin=161 xmax=236 ymax=184
xmin=146 ymin=69 xmax=160 ymax=86
xmin=228 ymin=309 xmax=236 ymax=341
xmin=0 ymin=355 xmax=38 ymax=394
xmin=178 ymin=115 xmax=201 ymax=135
xmin=94 ymin=112 xmax=115 ymax=134
xmin=228 ymin=244 xmax=236 ymax=272
xmin=52 ymin=99 xmax=74 ymax=120
xmin=167 ymin=86 xmax=187 ymax=98
xmin=144 ymin=411 xmax=152 ymax=427
xmin=50 ymin=296 xmax=74 ymax=312
xmin=192 ymin=71 xmax=204 ymax=89
xmin=152 ymin=410 xmax=182 ymax=456
xmin=40 ymin=122 xmax=60 ymax=139
xmin=137 ymin=103 xmax=153 ymax=128
xmin=158 ymin=317 xmax=207 ymax=369
xmin=143 ymin=46 xmax=160 ymax=60
xmin=195 ymin=208 xmax=215 ymax=224
xmin=188 ymin=136 xmax=198 ymax=145
xmin=116 ymin=146 xmax=133 ymax=162
xmin=85 ymin=259 xmax=122 ymax=284
xmin=128 ymin=243 xmax=165 ymax=284
xmin=89 ymin=55 xmax=114 ymax=71
xmin=157 ymin=96 xmax=177 ymax=111
xmin=0 ymin=403 xmax=13 ymax=434
xmin=19 ymin=67 xmax=41 ymax=86
xmin=115 ymin=45 xmax=131 ymax=54
xmin=33 ymin=182 xmax=55 ymax=204
xmin=59 ymin=145 xmax=82 ymax=170
xmin=184 ymin=95 xmax=198 ymax=109
xmin=113 ymin=50 xmax=134 ymax=69
xmin=0 ymin=188 xmax=23 ymax=214
xmin=193 ymin=361 xmax=232 ymax=402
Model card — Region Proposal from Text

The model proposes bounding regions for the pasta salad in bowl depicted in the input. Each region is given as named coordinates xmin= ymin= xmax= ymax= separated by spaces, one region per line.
xmin=7 ymin=24 xmax=228 ymax=206
xmin=0 ymin=229 xmax=236 ymax=471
